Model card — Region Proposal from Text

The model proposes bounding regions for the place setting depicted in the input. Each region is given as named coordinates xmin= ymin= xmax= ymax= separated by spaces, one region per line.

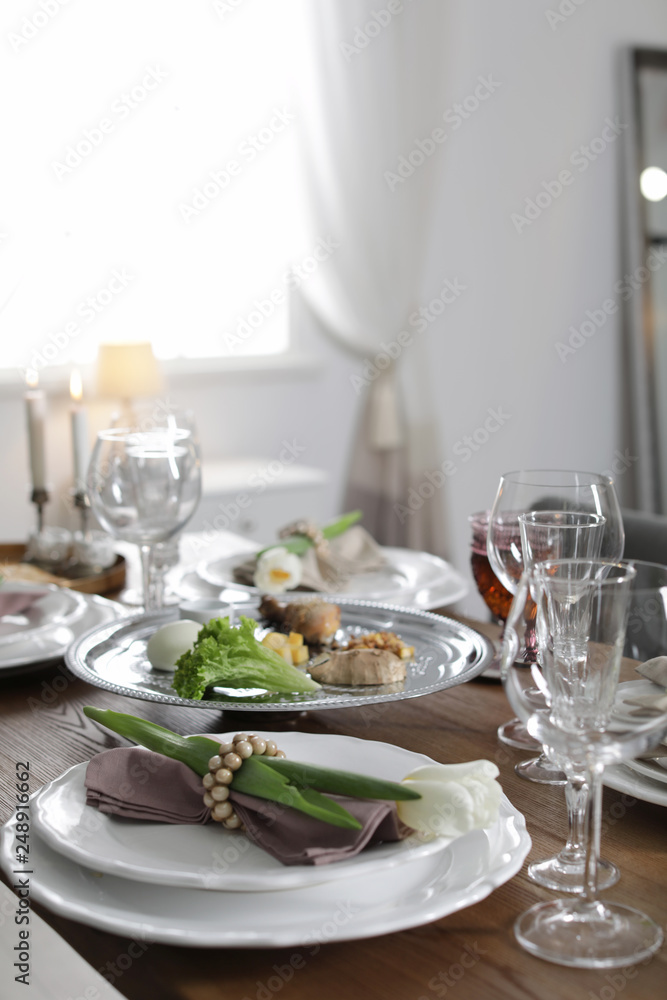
xmin=5 ymin=411 xmax=667 ymax=970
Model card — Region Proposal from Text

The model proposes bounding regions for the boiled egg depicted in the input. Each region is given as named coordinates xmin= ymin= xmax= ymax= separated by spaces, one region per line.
xmin=146 ymin=619 xmax=202 ymax=671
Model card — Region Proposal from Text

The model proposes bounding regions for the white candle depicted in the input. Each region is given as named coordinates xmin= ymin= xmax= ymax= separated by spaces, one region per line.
xmin=24 ymin=370 xmax=47 ymax=492
xmin=69 ymin=369 xmax=89 ymax=490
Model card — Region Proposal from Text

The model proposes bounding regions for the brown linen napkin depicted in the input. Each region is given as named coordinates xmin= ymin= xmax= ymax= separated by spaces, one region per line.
xmin=0 ymin=590 xmax=48 ymax=618
xmin=85 ymin=749 xmax=211 ymax=824
xmin=84 ymin=748 xmax=402 ymax=866
xmin=234 ymin=524 xmax=387 ymax=592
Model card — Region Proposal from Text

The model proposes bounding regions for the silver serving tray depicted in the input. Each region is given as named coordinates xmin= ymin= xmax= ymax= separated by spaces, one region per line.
xmin=65 ymin=600 xmax=494 ymax=712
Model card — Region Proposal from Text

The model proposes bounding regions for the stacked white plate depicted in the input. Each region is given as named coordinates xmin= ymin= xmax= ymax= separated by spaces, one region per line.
xmin=0 ymin=732 xmax=531 ymax=946
xmin=0 ymin=581 xmax=126 ymax=676
xmin=605 ymin=680 xmax=667 ymax=807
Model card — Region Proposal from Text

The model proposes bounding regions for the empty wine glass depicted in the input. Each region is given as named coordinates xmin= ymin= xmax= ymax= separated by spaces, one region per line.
xmin=110 ymin=406 xmax=201 ymax=607
xmin=487 ymin=471 xmax=624 ymax=755
xmin=87 ymin=426 xmax=201 ymax=611
xmin=503 ymin=560 xmax=667 ymax=968
xmin=518 ymin=511 xmax=619 ymax=893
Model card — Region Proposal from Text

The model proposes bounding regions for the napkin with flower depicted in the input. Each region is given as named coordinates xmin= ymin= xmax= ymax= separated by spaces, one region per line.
xmin=83 ymin=708 xmax=502 ymax=867
xmin=233 ymin=511 xmax=387 ymax=594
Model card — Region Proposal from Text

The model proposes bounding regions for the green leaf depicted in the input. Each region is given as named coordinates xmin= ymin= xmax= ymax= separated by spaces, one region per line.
xmin=171 ymin=614 xmax=321 ymax=701
xmin=83 ymin=707 xmax=218 ymax=776
xmin=259 ymin=757 xmax=421 ymax=800
xmin=232 ymin=757 xmax=361 ymax=829
xmin=257 ymin=510 xmax=362 ymax=558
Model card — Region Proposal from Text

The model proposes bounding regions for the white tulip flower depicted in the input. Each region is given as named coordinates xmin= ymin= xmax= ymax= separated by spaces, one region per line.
xmin=253 ymin=546 xmax=303 ymax=594
xmin=397 ymin=760 xmax=502 ymax=840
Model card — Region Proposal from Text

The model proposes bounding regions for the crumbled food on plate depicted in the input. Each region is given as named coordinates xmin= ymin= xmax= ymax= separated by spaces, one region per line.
xmin=339 ymin=631 xmax=414 ymax=660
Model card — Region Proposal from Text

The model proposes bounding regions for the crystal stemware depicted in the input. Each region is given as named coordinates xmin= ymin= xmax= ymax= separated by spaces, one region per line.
xmin=87 ymin=426 xmax=201 ymax=612
xmin=503 ymin=559 xmax=667 ymax=968
xmin=488 ymin=471 xmax=624 ymax=757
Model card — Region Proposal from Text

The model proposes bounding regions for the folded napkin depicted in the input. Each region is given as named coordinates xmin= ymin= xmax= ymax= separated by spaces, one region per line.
xmin=234 ymin=524 xmax=387 ymax=592
xmin=630 ymin=657 xmax=667 ymax=715
xmin=0 ymin=590 xmax=48 ymax=618
xmin=85 ymin=748 xmax=401 ymax=866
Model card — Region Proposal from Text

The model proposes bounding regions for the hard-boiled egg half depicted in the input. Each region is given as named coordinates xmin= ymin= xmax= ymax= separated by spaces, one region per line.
xmin=146 ymin=619 xmax=202 ymax=672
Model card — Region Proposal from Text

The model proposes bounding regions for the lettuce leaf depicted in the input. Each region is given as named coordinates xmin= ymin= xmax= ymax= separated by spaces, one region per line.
xmin=171 ymin=615 xmax=321 ymax=701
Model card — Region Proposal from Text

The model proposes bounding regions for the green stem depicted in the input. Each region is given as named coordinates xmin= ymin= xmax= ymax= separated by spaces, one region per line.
xmin=257 ymin=510 xmax=362 ymax=558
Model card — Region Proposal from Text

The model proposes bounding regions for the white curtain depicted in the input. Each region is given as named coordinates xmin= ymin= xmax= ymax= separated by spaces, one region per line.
xmin=296 ymin=0 xmax=453 ymax=555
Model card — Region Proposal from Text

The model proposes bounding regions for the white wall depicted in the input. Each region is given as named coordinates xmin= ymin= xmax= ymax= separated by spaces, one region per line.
xmin=3 ymin=0 xmax=667 ymax=619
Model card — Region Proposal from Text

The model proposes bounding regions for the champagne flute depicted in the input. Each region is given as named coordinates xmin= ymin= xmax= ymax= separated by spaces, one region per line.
xmin=503 ymin=560 xmax=667 ymax=968
xmin=518 ymin=511 xmax=619 ymax=892
xmin=87 ymin=426 xmax=201 ymax=612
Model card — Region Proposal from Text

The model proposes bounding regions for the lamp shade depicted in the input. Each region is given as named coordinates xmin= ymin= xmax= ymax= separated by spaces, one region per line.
xmin=96 ymin=342 xmax=164 ymax=399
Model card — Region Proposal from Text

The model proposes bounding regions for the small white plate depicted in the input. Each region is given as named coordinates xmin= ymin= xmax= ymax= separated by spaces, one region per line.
xmin=196 ymin=547 xmax=468 ymax=611
xmin=33 ymin=733 xmax=454 ymax=892
xmin=1 ymin=797 xmax=530 ymax=947
xmin=0 ymin=594 xmax=127 ymax=673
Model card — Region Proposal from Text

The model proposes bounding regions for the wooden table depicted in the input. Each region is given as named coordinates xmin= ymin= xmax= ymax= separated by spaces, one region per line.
xmin=1 ymin=611 xmax=665 ymax=1000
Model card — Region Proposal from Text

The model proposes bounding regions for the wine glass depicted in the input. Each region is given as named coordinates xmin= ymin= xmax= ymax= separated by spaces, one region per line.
xmin=487 ymin=471 xmax=624 ymax=755
xmin=469 ymin=511 xmax=515 ymax=671
xmin=110 ymin=406 xmax=201 ymax=607
xmin=518 ymin=511 xmax=619 ymax=893
xmin=87 ymin=426 xmax=201 ymax=611
xmin=503 ymin=559 xmax=667 ymax=968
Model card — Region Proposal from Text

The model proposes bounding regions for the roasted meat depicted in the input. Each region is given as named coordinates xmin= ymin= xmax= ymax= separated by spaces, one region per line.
xmin=258 ymin=596 xmax=341 ymax=645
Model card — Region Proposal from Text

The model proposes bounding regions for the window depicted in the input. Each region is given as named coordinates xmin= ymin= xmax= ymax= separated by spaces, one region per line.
xmin=0 ymin=0 xmax=309 ymax=378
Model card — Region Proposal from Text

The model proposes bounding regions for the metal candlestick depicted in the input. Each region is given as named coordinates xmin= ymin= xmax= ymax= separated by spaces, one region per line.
xmin=73 ymin=488 xmax=91 ymax=540
xmin=30 ymin=487 xmax=50 ymax=534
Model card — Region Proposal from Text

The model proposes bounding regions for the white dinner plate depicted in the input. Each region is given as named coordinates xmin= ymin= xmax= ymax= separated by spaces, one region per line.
xmin=195 ymin=547 xmax=468 ymax=611
xmin=604 ymin=762 xmax=667 ymax=807
xmin=623 ymin=756 xmax=667 ymax=785
xmin=1 ymin=798 xmax=529 ymax=947
xmin=33 ymin=733 xmax=457 ymax=892
xmin=0 ymin=582 xmax=87 ymax=647
xmin=0 ymin=594 xmax=127 ymax=674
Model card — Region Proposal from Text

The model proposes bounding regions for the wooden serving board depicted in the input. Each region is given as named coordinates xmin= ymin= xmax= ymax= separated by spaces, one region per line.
xmin=0 ymin=543 xmax=125 ymax=596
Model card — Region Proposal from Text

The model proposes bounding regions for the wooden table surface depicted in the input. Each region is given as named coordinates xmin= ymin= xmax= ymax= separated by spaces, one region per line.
xmin=1 ymin=610 xmax=665 ymax=1000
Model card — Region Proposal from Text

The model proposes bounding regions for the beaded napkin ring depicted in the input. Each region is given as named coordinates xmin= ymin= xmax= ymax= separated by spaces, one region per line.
xmin=202 ymin=733 xmax=286 ymax=828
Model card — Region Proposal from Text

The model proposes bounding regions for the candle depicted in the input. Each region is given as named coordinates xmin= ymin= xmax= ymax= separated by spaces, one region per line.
xmin=70 ymin=369 xmax=89 ymax=491
xmin=24 ymin=370 xmax=47 ymax=492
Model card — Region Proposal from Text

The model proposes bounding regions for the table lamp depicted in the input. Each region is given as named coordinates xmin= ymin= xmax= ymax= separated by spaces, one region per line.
xmin=96 ymin=341 xmax=165 ymax=424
